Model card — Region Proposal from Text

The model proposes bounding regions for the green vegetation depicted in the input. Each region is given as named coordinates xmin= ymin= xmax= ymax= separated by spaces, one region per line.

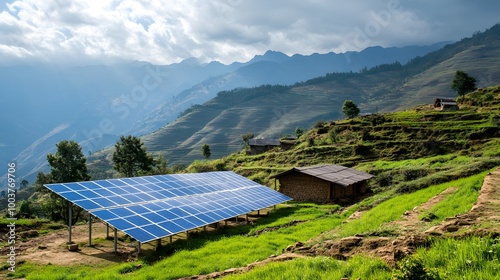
xmin=397 ymin=237 xmax=500 ymax=279
xmin=34 ymin=140 xmax=91 ymax=225
xmin=201 ymin=143 xmax=211 ymax=159
xmin=113 ymin=135 xmax=154 ymax=177
xmin=225 ymin=256 xmax=392 ymax=280
xmin=342 ymin=100 xmax=360 ymax=118
xmin=451 ymin=70 xmax=477 ymax=96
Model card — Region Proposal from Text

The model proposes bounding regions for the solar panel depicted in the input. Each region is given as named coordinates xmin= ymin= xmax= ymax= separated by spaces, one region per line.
xmin=45 ymin=171 xmax=291 ymax=243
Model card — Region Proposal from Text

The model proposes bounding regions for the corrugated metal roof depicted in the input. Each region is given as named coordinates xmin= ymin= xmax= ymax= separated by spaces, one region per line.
xmin=273 ymin=164 xmax=374 ymax=187
xmin=440 ymin=101 xmax=457 ymax=106
xmin=249 ymin=138 xmax=280 ymax=146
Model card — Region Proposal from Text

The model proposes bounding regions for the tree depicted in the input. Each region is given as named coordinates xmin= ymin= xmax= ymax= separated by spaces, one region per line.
xmin=20 ymin=179 xmax=29 ymax=189
xmin=451 ymin=70 xmax=477 ymax=96
xmin=42 ymin=140 xmax=91 ymax=225
xmin=342 ymin=100 xmax=360 ymax=119
xmin=295 ymin=127 xmax=304 ymax=138
xmin=201 ymin=144 xmax=211 ymax=159
xmin=242 ymin=133 xmax=255 ymax=147
xmin=47 ymin=140 xmax=91 ymax=183
xmin=149 ymin=155 xmax=171 ymax=175
xmin=112 ymin=135 xmax=154 ymax=177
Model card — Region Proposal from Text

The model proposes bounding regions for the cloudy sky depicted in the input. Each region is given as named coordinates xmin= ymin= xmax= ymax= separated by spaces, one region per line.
xmin=0 ymin=0 xmax=499 ymax=65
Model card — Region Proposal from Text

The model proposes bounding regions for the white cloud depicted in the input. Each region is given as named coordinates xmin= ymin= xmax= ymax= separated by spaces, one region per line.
xmin=0 ymin=0 xmax=499 ymax=65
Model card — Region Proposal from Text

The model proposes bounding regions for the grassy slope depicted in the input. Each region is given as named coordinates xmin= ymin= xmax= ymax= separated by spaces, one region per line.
xmin=9 ymin=86 xmax=500 ymax=279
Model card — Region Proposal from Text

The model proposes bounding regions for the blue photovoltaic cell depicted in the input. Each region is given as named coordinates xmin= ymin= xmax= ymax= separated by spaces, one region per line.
xmin=44 ymin=171 xmax=291 ymax=243
xmin=125 ymin=228 xmax=156 ymax=241
xmin=108 ymin=218 xmax=135 ymax=230
xmin=92 ymin=209 xmax=118 ymax=220
xmin=63 ymin=183 xmax=86 ymax=191
xmin=143 ymin=213 xmax=165 ymax=223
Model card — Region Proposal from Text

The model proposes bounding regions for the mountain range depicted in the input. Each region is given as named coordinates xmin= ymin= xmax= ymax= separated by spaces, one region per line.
xmin=87 ymin=24 xmax=500 ymax=170
xmin=0 ymin=41 xmax=450 ymax=185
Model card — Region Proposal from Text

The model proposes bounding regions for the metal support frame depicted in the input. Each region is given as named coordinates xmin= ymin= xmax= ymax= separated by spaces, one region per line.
xmin=68 ymin=202 xmax=72 ymax=244
xmin=245 ymin=214 xmax=249 ymax=224
xmin=169 ymin=236 xmax=173 ymax=243
xmin=88 ymin=214 xmax=92 ymax=246
xmin=157 ymin=239 xmax=162 ymax=247
xmin=137 ymin=242 xmax=141 ymax=255
xmin=106 ymin=224 xmax=109 ymax=239
xmin=114 ymin=228 xmax=118 ymax=253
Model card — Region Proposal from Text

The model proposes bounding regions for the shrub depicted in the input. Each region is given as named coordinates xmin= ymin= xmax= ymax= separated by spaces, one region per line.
xmin=393 ymin=257 xmax=440 ymax=280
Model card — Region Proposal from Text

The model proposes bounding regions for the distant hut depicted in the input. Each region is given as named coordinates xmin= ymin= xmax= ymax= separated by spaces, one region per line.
xmin=248 ymin=138 xmax=280 ymax=155
xmin=271 ymin=164 xmax=373 ymax=203
xmin=434 ymin=97 xmax=459 ymax=111
xmin=279 ymin=136 xmax=297 ymax=151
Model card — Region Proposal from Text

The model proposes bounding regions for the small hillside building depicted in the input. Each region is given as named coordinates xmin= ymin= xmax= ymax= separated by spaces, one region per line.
xmin=434 ymin=97 xmax=459 ymax=111
xmin=272 ymin=164 xmax=374 ymax=203
xmin=248 ymin=138 xmax=281 ymax=155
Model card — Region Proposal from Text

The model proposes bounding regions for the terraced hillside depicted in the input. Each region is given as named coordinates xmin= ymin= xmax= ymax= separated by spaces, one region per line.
xmin=216 ymin=85 xmax=500 ymax=194
xmin=6 ymin=86 xmax=500 ymax=279
xmin=86 ymin=24 xmax=500 ymax=170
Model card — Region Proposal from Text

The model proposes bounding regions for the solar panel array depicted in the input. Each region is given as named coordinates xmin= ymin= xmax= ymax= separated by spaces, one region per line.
xmin=45 ymin=171 xmax=291 ymax=243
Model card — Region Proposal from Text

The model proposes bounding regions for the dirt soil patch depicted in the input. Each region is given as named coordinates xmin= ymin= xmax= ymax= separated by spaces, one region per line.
xmin=1 ymin=222 xmax=137 ymax=268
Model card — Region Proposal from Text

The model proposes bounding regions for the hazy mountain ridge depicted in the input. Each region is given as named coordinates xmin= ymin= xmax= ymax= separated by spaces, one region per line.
xmin=130 ymin=42 xmax=449 ymax=135
xmin=99 ymin=24 xmax=500 ymax=167
xmin=0 ymin=41 xmax=458 ymax=185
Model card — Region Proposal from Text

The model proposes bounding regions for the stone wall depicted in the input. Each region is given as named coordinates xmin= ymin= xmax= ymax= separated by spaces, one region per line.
xmin=278 ymin=172 xmax=330 ymax=203
xmin=278 ymin=172 xmax=370 ymax=203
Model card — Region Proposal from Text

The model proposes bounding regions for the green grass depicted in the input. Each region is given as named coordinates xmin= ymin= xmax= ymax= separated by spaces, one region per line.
xmin=402 ymin=237 xmax=500 ymax=279
xmin=318 ymin=172 xmax=487 ymax=240
xmin=10 ymin=203 xmax=344 ymax=280
xmin=421 ymin=172 xmax=485 ymax=221
xmin=224 ymin=255 xmax=392 ymax=280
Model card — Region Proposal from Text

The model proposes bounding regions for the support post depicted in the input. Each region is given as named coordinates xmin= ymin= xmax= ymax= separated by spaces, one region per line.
xmin=225 ymin=220 xmax=228 ymax=226
xmin=114 ymin=228 xmax=118 ymax=254
xmin=257 ymin=210 xmax=260 ymax=216
xmin=235 ymin=216 xmax=238 ymax=224
xmin=88 ymin=214 xmax=92 ymax=246
xmin=169 ymin=236 xmax=173 ymax=243
xmin=137 ymin=242 xmax=141 ymax=255
xmin=106 ymin=224 xmax=109 ymax=239
xmin=246 ymin=214 xmax=249 ymax=224
xmin=68 ymin=202 xmax=72 ymax=244
xmin=203 ymin=226 xmax=206 ymax=232
xmin=157 ymin=239 xmax=161 ymax=248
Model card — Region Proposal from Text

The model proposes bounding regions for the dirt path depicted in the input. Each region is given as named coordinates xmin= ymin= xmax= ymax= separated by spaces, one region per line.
xmin=426 ymin=169 xmax=500 ymax=235
xmin=289 ymin=169 xmax=500 ymax=266
xmin=390 ymin=187 xmax=457 ymax=234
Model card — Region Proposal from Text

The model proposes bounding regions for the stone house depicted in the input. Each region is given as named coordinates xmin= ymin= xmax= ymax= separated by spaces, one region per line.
xmin=248 ymin=138 xmax=281 ymax=155
xmin=434 ymin=97 xmax=459 ymax=111
xmin=271 ymin=164 xmax=374 ymax=203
